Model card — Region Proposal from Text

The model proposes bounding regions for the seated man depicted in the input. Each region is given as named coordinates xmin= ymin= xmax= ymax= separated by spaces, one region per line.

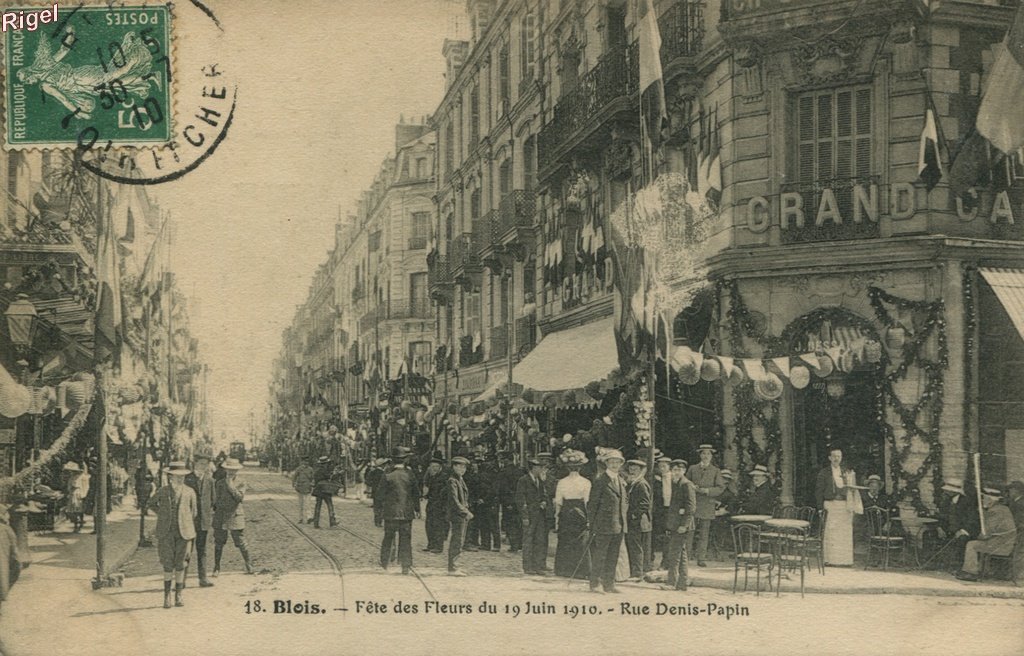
xmin=741 ymin=465 xmax=776 ymax=516
xmin=956 ymin=487 xmax=1017 ymax=581
xmin=860 ymin=475 xmax=893 ymax=512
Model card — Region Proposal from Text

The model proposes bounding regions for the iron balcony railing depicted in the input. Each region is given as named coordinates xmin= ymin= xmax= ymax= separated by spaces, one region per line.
xmin=660 ymin=1 xmax=705 ymax=63
xmin=490 ymin=190 xmax=537 ymax=242
xmin=428 ymin=255 xmax=452 ymax=288
xmin=538 ymin=42 xmax=639 ymax=172
xmin=358 ymin=300 xmax=432 ymax=331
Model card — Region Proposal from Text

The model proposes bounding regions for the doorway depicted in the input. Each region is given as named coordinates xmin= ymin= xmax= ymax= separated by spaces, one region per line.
xmin=783 ymin=309 xmax=885 ymax=505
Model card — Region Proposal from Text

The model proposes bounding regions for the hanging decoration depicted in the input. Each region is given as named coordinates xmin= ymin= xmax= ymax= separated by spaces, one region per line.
xmin=962 ymin=267 xmax=976 ymax=460
xmin=633 ymin=379 xmax=654 ymax=447
xmin=0 ymin=397 xmax=94 ymax=490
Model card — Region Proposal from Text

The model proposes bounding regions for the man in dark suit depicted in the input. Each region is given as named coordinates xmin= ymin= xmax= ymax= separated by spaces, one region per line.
xmin=652 ymin=455 xmax=674 ymax=567
xmin=213 ymin=458 xmax=254 ymax=576
xmin=475 ymin=457 xmax=500 ymax=551
xmin=184 ymin=453 xmax=216 ymax=588
xmin=515 ymin=458 xmax=550 ymax=575
xmin=496 ymin=453 xmax=522 ymax=552
xmin=941 ymin=479 xmax=981 ymax=572
xmin=625 ymin=458 xmax=652 ymax=579
xmin=379 ymin=447 xmax=420 ymax=575
xmin=860 ymin=474 xmax=893 ymax=512
xmin=587 ymin=449 xmax=629 ymax=594
xmin=742 ymin=465 xmax=777 ymax=516
xmin=447 ymin=456 xmax=473 ymax=576
xmin=662 ymin=459 xmax=697 ymax=591
xmin=421 ymin=457 xmax=448 ymax=554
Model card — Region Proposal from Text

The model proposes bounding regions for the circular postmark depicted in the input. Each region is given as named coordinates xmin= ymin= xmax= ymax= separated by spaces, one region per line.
xmin=3 ymin=1 xmax=237 ymax=184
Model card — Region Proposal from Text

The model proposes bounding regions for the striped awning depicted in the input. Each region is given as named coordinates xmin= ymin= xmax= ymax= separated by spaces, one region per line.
xmin=980 ymin=267 xmax=1024 ymax=342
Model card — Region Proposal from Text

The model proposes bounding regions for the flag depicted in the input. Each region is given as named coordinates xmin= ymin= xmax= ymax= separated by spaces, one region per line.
xmin=94 ymin=206 xmax=123 ymax=366
xmin=949 ymin=6 xmax=1024 ymax=195
xmin=705 ymin=105 xmax=723 ymax=206
xmin=638 ymin=0 xmax=667 ymax=150
xmin=917 ymin=105 xmax=943 ymax=191
xmin=977 ymin=5 xmax=1024 ymax=154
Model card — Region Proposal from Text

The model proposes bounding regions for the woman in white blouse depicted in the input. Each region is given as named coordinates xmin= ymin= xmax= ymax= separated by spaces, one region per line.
xmin=554 ymin=449 xmax=591 ymax=578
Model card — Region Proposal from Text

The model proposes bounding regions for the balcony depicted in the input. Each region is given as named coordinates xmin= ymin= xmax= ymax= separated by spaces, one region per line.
xmin=493 ymin=190 xmax=536 ymax=247
xmin=382 ymin=298 xmax=432 ymax=320
xmin=449 ymin=226 xmax=484 ymax=283
xmin=778 ymin=175 xmax=880 ymax=245
xmin=428 ymin=255 xmax=454 ymax=305
xmin=537 ymin=42 xmax=639 ymax=176
xmin=407 ymin=236 xmax=428 ymax=250
xmin=660 ymin=1 xmax=704 ymax=67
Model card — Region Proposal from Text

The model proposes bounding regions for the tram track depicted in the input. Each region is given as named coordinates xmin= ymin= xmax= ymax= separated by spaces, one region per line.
xmin=251 ymin=474 xmax=438 ymax=607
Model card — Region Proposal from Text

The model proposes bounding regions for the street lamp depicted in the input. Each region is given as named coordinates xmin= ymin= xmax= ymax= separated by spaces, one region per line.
xmin=5 ymin=293 xmax=38 ymax=352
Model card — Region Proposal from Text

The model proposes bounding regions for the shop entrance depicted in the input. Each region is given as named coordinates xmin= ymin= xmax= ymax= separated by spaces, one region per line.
xmin=784 ymin=310 xmax=886 ymax=506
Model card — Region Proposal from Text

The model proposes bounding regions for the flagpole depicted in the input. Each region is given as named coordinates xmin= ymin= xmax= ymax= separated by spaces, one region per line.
xmin=93 ymin=182 xmax=109 ymax=589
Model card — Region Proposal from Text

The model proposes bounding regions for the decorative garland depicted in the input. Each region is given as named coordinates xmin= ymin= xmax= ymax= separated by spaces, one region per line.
xmin=867 ymin=286 xmax=948 ymax=513
xmin=962 ymin=267 xmax=976 ymax=461
xmin=721 ymin=280 xmax=784 ymax=492
xmin=0 ymin=398 xmax=94 ymax=490
xmin=721 ymin=279 xmax=949 ymax=512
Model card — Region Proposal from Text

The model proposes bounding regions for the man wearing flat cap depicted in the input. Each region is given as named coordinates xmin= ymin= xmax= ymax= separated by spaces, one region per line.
xmin=516 ymin=457 xmax=551 ymax=575
xmin=686 ymin=444 xmax=725 ymax=566
xmin=379 ymin=447 xmax=420 ymax=575
xmin=652 ymin=455 xmax=673 ymax=567
xmin=956 ymin=487 xmax=1017 ymax=581
xmin=421 ymin=457 xmax=449 ymax=554
xmin=625 ymin=458 xmax=652 ymax=579
xmin=447 ymin=456 xmax=473 ymax=576
xmin=587 ymin=449 xmax=629 ymax=593
xmin=663 ymin=459 xmax=697 ymax=591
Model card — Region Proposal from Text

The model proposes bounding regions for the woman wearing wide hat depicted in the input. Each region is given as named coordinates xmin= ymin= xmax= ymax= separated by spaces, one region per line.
xmin=63 ymin=462 xmax=88 ymax=532
xmin=147 ymin=462 xmax=197 ymax=608
xmin=553 ymin=449 xmax=591 ymax=578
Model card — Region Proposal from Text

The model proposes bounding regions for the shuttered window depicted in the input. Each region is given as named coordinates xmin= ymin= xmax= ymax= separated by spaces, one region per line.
xmin=792 ymin=86 xmax=874 ymax=238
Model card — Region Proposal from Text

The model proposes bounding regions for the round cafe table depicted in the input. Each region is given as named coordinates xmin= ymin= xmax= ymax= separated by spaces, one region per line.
xmin=730 ymin=514 xmax=772 ymax=523
xmin=893 ymin=516 xmax=938 ymax=566
xmin=764 ymin=518 xmax=810 ymax=530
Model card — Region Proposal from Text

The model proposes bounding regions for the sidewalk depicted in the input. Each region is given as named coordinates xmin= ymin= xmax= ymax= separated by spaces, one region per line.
xmin=0 ymin=504 xmax=147 ymax=656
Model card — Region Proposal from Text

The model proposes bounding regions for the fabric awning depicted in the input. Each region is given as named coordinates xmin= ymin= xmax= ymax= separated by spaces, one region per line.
xmin=514 ymin=316 xmax=618 ymax=392
xmin=980 ymin=268 xmax=1024 ymax=342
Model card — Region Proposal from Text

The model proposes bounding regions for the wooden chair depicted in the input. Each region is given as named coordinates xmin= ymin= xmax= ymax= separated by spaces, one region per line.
xmin=731 ymin=523 xmax=773 ymax=596
xmin=803 ymin=508 xmax=827 ymax=575
xmin=865 ymin=507 xmax=905 ymax=570
xmin=979 ymin=552 xmax=1013 ymax=581
xmin=774 ymin=525 xmax=809 ymax=597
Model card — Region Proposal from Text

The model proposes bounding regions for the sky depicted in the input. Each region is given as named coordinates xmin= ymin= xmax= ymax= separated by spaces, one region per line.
xmin=150 ymin=0 xmax=462 ymax=442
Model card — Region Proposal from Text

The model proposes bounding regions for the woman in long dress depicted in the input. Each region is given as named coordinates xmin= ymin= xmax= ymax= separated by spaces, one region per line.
xmin=554 ymin=450 xmax=591 ymax=578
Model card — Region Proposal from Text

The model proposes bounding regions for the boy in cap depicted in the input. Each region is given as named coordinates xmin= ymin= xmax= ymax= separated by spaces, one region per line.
xmin=957 ymin=487 xmax=1017 ymax=581
xmin=447 ymin=456 xmax=473 ymax=576
xmin=662 ymin=459 xmax=696 ymax=591
xmin=625 ymin=458 xmax=652 ymax=579
xmin=686 ymin=445 xmax=725 ymax=566
xmin=587 ymin=449 xmax=629 ymax=593
xmin=147 ymin=462 xmax=197 ymax=608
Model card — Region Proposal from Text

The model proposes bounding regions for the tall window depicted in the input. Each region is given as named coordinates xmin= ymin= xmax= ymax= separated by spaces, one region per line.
xmin=409 ymin=211 xmax=429 ymax=249
xmin=416 ymin=157 xmax=427 ymax=178
xmin=499 ymin=42 xmax=511 ymax=111
xmin=409 ymin=340 xmax=432 ymax=374
xmin=465 ymin=290 xmax=481 ymax=337
xmin=470 ymin=187 xmax=482 ymax=220
xmin=795 ymin=86 xmax=872 ymax=220
xmin=410 ymin=273 xmax=428 ymax=315
xmin=523 ymin=135 xmax=536 ymax=191
xmin=444 ymin=122 xmax=454 ymax=174
xmin=520 ymin=12 xmax=536 ymax=83
xmin=499 ymin=158 xmax=512 ymax=197
xmin=470 ymin=83 xmax=481 ymax=144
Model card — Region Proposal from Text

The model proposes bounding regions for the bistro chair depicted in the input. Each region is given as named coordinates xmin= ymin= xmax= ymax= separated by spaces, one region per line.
xmin=979 ymin=552 xmax=1014 ymax=581
xmin=731 ymin=523 xmax=774 ymax=596
xmin=774 ymin=525 xmax=809 ymax=597
xmin=796 ymin=506 xmax=817 ymax=523
xmin=865 ymin=506 xmax=905 ymax=570
xmin=803 ymin=508 xmax=828 ymax=575
xmin=774 ymin=504 xmax=798 ymax=519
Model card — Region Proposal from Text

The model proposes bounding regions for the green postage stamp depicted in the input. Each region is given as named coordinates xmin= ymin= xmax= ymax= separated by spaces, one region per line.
xmin=4 ymin=4 xmax=172 ymax=148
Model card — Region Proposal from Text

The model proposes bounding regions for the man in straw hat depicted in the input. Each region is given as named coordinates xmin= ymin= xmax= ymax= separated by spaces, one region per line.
xmin=625 ymin=458 xmax=653 ymax=579
xmin=686 ymin=445 xmax=725 ymax=567
xmin=516 ymin=457 xmax=551 ymax=576
xmin=147 ymin=462 xmax=197 ymax=608
xmin=662 ymin=459 xmax=696 ymax=591
xmin=587 ymin=449 xmax=629 ymax=593
xmin=213 ymin=458 xmax=255 ymax=576
xmin=379 ymin=447 xmax=420 ymax=575
xmin=956 ymin=487 xmax=1017 ymax=581
xmin=939 ymin=478 xmax=979 ymax=572
xmin=742 ymin=465 xmax=777 ymax=516
xmin=447 ymin=456 xmax=473 ymax=576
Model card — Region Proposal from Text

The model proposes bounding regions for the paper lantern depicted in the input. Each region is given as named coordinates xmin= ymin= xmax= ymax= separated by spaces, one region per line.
xmin=562 ymin=390 xmax=576 ymax=406
xmin=542 ymin=393 xmax=558 ymax=409
xmin=0 ymin=382 xmax=31 ymax=418
xmin=884 ymin=325 xmax=906 ymax=353
xmin=754 ymin=373 xmax=784 ymax=401
xmin=700 ymin=357 xmax=721 ymax=382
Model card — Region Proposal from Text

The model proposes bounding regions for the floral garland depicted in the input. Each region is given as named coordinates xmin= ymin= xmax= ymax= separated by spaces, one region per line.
xmin=962 ymin=267 xmax=976 ymax=460
xmin=721 ymin=280 xmax=784 ymax=491
xmin=0 ymin=397 xmax=94 ymax=491
xmin=866 ymin=287 xmax=948 ymax=513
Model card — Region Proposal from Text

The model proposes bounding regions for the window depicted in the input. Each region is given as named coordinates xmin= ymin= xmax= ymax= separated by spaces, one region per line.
xmin=409 ymin=212 xmax=429 ymax=249
xmin=499 ymin=159 xmax=512 ymax=197
xmin=470 ymin=187 xmax=482 ymax=220
xmin=464 ymin=289 xmax=481 ymax=338
xmin=409 ymin=340 xmax=432 ymax=374
xmin=520 ymin=12 xmax=536 ymax=83
xmin=410 ymin=273 xmax=428 ymax=316
xmin=400 ymin=157 xmax=410 ymax=180
xmin=797 ymin=86 xmax=872 ymax=185
xmin=369 ymin=230 xmax=382 ymax=252
xmin=499 ymin=43 xmax=510 ymax=111
xmin=445 ymin=212 xmax=455 ymax=241
xmin=445 ymin=122 xmax=454 ymax=174
xmin=415 ymin=157 xmax=428 ymax=179
xmin=523 ymin=136 xmax=536 ymax=191
xmin=470 ymin=83 xmax=481 ymax=144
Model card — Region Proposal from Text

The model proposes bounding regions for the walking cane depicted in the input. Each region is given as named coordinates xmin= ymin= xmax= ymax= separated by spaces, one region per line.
xmin=913 ymin=535 xmax=959 ymax=571
xmin=567 ymin=529 xmax=598 ymax=586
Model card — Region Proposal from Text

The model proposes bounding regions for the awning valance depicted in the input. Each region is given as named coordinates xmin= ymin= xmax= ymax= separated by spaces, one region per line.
xmin=980 ymin=267 xmax=1024 ymax=342
xmin=514 ymin=316 xmax=618 ymax=392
